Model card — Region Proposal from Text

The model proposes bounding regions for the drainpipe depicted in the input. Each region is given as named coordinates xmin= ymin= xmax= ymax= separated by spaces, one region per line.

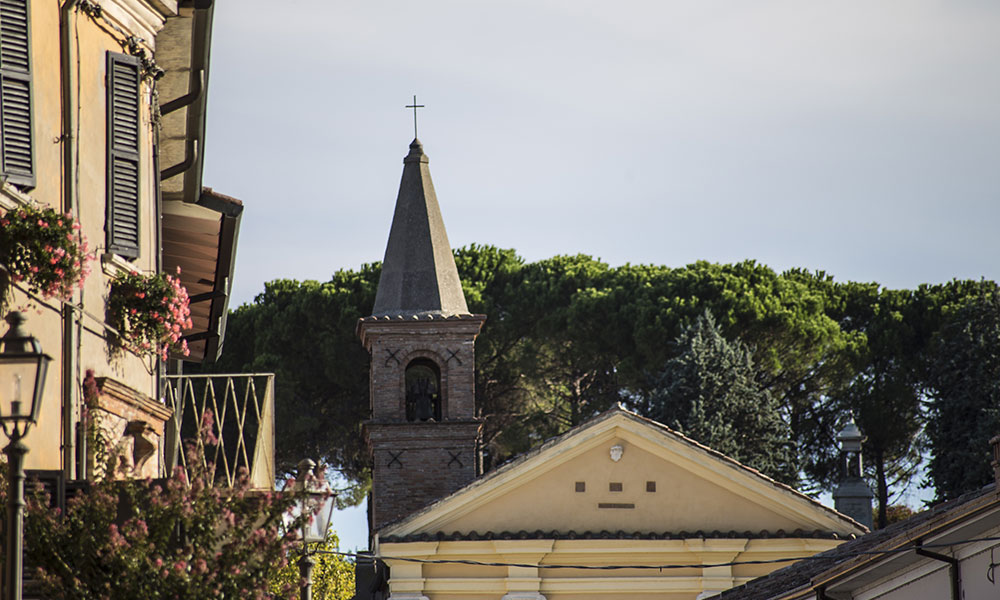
xmin=160 ymin=139 xmax=198 ymax=181
xmin=59 ymin=0 xmax=79 ymax=481
xmin=159 ymin=68 xmax=203 ymax=115
xmin=915 ymin=542 xmax=961 ymax=600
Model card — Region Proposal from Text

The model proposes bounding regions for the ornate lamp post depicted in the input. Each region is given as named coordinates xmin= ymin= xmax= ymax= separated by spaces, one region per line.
xmin=0 ymin=312 xmax=52 ymax=600
xmin=295 ymin=458 xmax=336 ymax=600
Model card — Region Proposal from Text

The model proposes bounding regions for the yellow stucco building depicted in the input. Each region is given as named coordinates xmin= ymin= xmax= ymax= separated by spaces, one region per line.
xmin=353 ymin=139 xmax=867 ymax=600
xmin=0 ymin=0 xmax=248 ymax=486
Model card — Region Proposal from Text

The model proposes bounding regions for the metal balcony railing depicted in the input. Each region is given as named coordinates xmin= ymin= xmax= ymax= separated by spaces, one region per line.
xmin=163 ymin=374 xmax=275 ymax=490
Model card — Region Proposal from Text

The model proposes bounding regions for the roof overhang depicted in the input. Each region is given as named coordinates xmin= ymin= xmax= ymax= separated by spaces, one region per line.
xmin=155 ymin=0 xmax=214 ymax=204
xmin=162 ymin=188 xmax=242 ymax=362
xmin=813 ymin=490 xmax=1000 ymax=599
xmin=154 ymin=0 xmax=239 ymax=363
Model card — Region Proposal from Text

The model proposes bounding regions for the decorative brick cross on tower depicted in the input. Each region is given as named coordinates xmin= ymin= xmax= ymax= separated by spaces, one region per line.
xmin=358 ymin=138 xmax=486 ymax=534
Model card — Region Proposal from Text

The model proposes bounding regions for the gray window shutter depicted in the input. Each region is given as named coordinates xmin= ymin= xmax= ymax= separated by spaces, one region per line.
xmin=106 ymin=52 xmax=141 ymax=258
xmin=0 ymin=0 xmax=35 ymax=188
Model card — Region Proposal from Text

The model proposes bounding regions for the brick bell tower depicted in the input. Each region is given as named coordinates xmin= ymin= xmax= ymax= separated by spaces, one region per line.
xmin=358 ymin=139 xmax=485 ymax=533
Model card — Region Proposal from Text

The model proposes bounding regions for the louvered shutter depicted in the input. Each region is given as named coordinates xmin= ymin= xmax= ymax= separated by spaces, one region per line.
xmin=0 ymin=0 xmax=34 ymax=188
xmin=106 ymin=52 xmax=141 ymax=258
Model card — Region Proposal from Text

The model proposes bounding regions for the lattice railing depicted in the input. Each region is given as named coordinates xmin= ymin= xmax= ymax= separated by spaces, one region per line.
xmin=163 ymin=374 xmax=275 ymax=490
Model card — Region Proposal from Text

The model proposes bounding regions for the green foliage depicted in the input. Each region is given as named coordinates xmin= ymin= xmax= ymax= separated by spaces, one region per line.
xmin=823 ymin=285 xmax=926 ymax=527
xmin=925 ymin=284 xmax=1000 ymax=501
xmin=647 ymin=310 xmax=797 ymax=484
xmin=210 ymin=266 xmax=380 ymax=503
xmin=215 ymin=245 xmax=998 ymax=504
xmin=18 ymin=415 xmax=315 ymax=600
xmin=269 ymin=533 xmax=355 ymax=600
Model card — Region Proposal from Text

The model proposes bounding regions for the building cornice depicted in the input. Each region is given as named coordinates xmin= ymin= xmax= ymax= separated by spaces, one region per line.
xmin=98 ymin=0 xmax=176 ymax=47
xmin=376 ymin=537 xmax=845 ymax=598
xmin=94 ymin=376 xmax=173 ymax=423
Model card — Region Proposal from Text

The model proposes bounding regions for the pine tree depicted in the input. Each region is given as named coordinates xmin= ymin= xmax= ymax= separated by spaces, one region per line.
xmin=926 ymin=288 xmax=1000 ymax=501
xmin=646 ymin=310 xmax=798 ymax=484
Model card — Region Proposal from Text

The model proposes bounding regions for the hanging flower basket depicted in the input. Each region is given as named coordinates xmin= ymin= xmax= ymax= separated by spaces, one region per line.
xmin=0 ymin=205 xmax=92 ymax=303
xmin=108 ymin=267 xmax=192 ymax=360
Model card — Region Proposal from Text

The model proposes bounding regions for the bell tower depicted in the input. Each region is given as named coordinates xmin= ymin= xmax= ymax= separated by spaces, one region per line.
xmin=358 ymin=139 xmax=485 ymax=533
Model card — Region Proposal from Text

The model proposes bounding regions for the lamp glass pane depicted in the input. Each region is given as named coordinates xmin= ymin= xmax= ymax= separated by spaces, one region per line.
xmin=302 ymin=494 xmax=335 ymax=543
xmin=0 ymin=356 xmax=40 ymax=422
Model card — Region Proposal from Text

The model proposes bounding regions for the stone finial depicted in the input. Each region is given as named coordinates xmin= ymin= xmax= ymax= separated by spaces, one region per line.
xmin=832 ymin=418 xmax=873 ymax=530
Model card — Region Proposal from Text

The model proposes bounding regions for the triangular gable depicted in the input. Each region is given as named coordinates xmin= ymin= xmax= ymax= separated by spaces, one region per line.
xmin=380 ymin=407 xmax=865 ymax=540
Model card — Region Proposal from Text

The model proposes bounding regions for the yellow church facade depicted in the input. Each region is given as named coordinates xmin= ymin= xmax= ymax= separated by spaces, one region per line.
xmin=375 ymin=409 xmax=863 ymax=600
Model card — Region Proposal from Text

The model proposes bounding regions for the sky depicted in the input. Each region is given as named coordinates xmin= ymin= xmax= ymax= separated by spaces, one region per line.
xmin=201 ymin=1 xmax=1000 ymax=549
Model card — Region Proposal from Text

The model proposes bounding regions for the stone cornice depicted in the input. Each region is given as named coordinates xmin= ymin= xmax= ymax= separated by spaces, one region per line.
xmin=375 ymin=537 xmax=845 ymax=598
xmin=381 ymin=528 xmax=847 ymax=544
xmin=94 ymin=376 xmax=172 ymax=423
xmin=357 ymin=314 xmax=486 ymax=345
xmin=0 ymin=182 xmax=33 ymax=211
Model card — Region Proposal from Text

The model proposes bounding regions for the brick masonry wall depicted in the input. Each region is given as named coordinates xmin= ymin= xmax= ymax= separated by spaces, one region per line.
xmin=359 ymin=316 xmax=485 ymax=531
xmin=367 ymin=421 xmax=482 ymax=528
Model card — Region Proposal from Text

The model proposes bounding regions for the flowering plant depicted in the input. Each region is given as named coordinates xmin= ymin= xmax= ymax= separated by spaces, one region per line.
xmin=0 ymin=204 xmax=91 ymax=301
xmin=108 ymin=267 xmax=192 ymax=360
xmin=15 ymin=410 xmax=328 ymax=600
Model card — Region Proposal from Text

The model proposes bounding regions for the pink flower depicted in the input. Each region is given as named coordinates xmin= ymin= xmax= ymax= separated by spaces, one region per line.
xmin=193 ymin=558 xmax=208 ymax=574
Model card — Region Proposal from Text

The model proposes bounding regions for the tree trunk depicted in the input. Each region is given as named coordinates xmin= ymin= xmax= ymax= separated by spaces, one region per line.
xmin=875 ymin=447 xmax=888 ymax=529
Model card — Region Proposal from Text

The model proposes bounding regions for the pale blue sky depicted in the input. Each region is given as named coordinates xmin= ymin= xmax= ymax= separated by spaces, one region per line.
xmin=202 ymin=0 xmax=1000 ymax=549
xmin=206 ymin=0 xmax=1000 ymax=308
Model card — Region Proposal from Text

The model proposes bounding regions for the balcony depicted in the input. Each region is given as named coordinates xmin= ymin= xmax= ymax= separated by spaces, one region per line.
xmin=163 ymin=373 xmax=275 ymax=490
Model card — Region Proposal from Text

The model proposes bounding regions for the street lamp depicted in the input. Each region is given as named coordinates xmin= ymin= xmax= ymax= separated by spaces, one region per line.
xmin=295 ymin=458 xmax=336 ymax=600
xmin=0 ymin=312 xmax=52 ymax=600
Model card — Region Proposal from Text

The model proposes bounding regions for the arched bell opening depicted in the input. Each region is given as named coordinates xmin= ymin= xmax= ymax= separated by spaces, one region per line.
xmin=405 ymin=358 xmax=442 ymax=422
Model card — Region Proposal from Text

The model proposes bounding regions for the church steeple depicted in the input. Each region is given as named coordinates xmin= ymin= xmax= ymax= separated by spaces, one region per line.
xmin=372 ymin=139 xmax=469 ymax=317
xmin=359 ymin=139 xmax=485 ymax=535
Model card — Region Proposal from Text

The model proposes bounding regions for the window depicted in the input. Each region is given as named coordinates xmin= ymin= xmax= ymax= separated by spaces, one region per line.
xmin=405 ymin=358 xmax=441 ymax=421
xmin=609 ymin=482 xmax=623 ymax=492
xmin=106 ymin=52 xmax=141 ymax=258
xmin=646 ymin=481 xmax=656 ymax=492
xmin=575 ymin=481 xmax=585 ymax=492
xmin=0 ymin=0 xmax=35 ymax=188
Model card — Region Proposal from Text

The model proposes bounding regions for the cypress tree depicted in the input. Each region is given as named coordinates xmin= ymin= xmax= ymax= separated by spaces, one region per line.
xmin=647 ymin=310 xmax=798 ymax=484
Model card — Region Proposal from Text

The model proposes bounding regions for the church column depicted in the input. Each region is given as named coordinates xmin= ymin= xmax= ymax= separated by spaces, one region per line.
xmin=494 ymin=540 xmax=553 ymax=600
xmin=385 ymin=541 xmax=438 ymax=600
xmin=685 ymin=539 xmax=748 ymax=596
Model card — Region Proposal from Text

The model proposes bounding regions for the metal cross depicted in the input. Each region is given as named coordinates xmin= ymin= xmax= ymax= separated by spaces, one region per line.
xmin=405 ymin=95 xmax=425 ymax=139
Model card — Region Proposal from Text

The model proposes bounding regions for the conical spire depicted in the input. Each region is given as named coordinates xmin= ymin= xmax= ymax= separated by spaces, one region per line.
xmin=371 ymin=139 xmax=470 ymax=317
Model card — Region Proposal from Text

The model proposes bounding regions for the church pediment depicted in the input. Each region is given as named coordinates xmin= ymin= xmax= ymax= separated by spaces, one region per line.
xmin=379 ymin=408 xmax=865 ymax=541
